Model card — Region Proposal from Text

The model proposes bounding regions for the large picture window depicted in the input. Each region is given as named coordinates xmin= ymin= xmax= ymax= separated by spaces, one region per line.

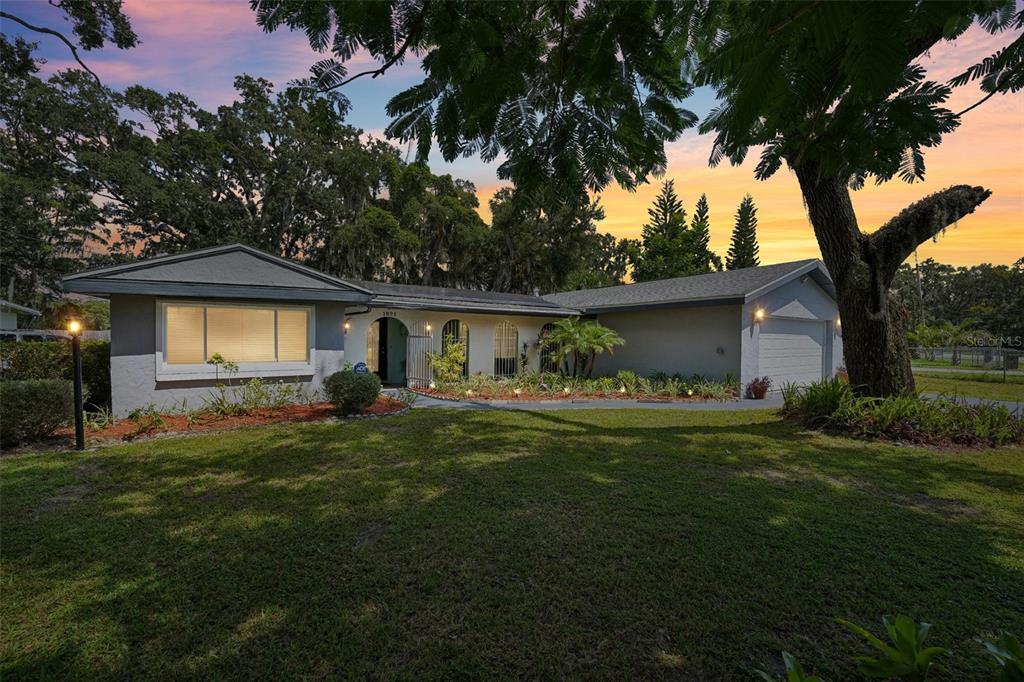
xmin=163 ymin=303 xmax=311 ymax=365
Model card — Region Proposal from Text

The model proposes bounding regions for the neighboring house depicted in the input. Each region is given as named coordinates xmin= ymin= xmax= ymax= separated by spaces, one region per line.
xmin=0 ymin=300 xmax=41 ymax=331
xmin=63 ymin=244 xmax=843 ymax=415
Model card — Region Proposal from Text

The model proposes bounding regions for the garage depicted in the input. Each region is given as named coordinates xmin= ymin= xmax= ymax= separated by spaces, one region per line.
xmin=758 ymin=318 xmax=828 ymax=387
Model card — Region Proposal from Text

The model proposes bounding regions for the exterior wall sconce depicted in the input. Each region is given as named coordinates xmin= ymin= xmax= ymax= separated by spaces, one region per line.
xmin=754 ymin=308 xmax=765 ymax=323
xmin=425 ymin=322 xmax=432 ymax=334
xmin=343 ymin=320 xmax=351 ymax=334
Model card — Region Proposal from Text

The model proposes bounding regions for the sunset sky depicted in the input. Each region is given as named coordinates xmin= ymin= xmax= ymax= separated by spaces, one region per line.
xmin=5 ymin=0 xmax=1022 ymax=266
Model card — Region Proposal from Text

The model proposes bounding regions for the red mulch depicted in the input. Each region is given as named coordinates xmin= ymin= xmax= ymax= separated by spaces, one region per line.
xmin=56 ymin=396 xmax=408 ymax=444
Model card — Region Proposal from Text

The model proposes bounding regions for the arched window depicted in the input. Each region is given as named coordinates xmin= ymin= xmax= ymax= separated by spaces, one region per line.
xmin=539 ymin=322 xmax=560 ymax=374
xmin=493 ymin=321 xmax=518 ymax=377
xmin=442 ymin=319 xmax=470 ymax=377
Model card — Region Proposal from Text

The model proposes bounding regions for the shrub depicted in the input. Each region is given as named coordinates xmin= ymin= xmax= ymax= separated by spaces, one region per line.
xmin=786 ymin=377 xmax=1023 ymax=446
xmin=427 ymin=335 xmax=467 ymax=383
xmin=745 ymin=376 xmax=772 ymax=399
xmin=0 ymin=340 xmax=111 ymax=409
xmin=324 ymin=369 xmax=381 ymax=415
xmin=0 ymin=379 xmax=75 ymax=447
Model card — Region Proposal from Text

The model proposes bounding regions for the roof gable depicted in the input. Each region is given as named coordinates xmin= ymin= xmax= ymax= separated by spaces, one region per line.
xmin=63 ymin=244 xmax=371 ymax=303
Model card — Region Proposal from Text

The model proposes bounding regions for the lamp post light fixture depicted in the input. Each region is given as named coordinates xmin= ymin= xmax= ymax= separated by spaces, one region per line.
xmin=67 ymin=319 xmax=85 ymax=451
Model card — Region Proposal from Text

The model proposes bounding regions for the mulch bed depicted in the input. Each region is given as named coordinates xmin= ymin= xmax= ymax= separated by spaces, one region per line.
xmin=54 ymin=396 xmax=409 ymax=444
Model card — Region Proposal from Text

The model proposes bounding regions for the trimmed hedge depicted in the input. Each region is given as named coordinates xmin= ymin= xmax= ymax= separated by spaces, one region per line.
xmin=0 ymin=379 xmax=75 ymax=447
xmin=324 ymin=370 xmax=381 ymax=415
xmin=0 ymin=340 xmax=110 ymax=408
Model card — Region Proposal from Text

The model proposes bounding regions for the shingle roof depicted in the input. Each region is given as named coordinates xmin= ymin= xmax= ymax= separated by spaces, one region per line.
xmin=347 ymin=279 xmax=577 ymax=316
xmin=543 ymin=259 xmax=833 ymax=312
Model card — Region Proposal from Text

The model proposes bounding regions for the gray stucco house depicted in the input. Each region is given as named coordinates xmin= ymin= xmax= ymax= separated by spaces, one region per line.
xmin=63 ymin=244 xmax=843 ymax=415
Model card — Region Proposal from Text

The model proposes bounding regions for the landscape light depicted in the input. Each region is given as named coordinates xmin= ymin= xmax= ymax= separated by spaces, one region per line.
xmin=67 ymin=319 xmax=85 ymax=450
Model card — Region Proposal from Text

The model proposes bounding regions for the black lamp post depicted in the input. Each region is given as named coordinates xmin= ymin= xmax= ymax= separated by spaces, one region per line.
xmin=68 ymin=319 xmax=85 ymax=450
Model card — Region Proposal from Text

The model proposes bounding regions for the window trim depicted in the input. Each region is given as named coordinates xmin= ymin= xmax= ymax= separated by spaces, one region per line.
xmin=155 ymin=299 xmax=316 ymax=381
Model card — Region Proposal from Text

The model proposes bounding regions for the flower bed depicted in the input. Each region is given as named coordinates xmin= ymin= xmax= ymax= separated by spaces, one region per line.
xmin=55 ymin=396 xmax=409 ymax=444
xmin=418 ymin=371 xmax=741 ymax=402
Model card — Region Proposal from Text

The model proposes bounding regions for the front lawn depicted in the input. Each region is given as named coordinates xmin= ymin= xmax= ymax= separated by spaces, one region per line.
xmin=915 ymin=372 xmax=1024 ymax=402
xmin=2 ymin=410 xmax=1022 ymax=679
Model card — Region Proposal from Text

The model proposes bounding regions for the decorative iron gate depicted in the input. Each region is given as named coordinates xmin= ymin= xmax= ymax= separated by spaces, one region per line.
xmin=406 ymin=321 xmax=433 ymax=388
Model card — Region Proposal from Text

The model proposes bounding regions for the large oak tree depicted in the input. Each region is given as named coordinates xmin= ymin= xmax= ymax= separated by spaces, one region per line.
xmin=254 ymin=0 xmax=1022 ymax=395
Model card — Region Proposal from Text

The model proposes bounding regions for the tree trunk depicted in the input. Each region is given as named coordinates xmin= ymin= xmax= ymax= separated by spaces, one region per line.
xmin=793 ymin=162 xmax=990 ymax=397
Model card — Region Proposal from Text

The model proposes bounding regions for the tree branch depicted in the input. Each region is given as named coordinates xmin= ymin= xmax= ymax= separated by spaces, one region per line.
xmin=319 ymin=0 xmax=430 ymax=92
xmin=768 ymin=0 xmax=823 ymax=36
xmin=955 ymin=89 xmax=998 ymax=117
xmin=871 ymin=184 xmax=992 ymax=284
xmin=0 ymin=10 xmax=101 ymax=84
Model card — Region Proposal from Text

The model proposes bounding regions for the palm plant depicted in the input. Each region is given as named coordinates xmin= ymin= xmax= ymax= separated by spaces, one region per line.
xmin=542 ymin=317 xmax=624 ymax=377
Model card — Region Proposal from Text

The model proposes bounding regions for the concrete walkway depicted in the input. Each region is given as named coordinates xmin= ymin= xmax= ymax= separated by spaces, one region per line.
xmin=404 ymin=391 xmax=784 ymax=411
xmin=394 ymin=390 xmax=1020 ymax=414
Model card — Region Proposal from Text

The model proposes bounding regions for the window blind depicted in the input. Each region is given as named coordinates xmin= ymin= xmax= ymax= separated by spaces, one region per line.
xmin=164 ymin=304 xmax=309 ymax=365
xmin=165 ymin=305 xmax=205 ymax=364
xmin=277 ymin=309 xmax=309 ymax=362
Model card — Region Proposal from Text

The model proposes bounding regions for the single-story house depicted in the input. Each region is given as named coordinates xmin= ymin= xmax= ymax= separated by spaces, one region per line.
xmin=63 ymin=244 xmax=843 ymax=415
xmin=0 ymin=299 xmax=41 ymax=331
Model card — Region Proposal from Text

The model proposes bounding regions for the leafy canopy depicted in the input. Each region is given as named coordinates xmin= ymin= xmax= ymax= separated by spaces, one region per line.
xmin=252 ymin=0 xmax=698 ymax=198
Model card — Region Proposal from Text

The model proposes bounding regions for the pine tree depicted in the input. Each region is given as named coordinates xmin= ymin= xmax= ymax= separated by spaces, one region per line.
xmin=726 ymin=194 xmax=760 ymax=270
xmin=633 ymin=180 xmax=689 ymax=282
xmin=689 ymin=193 xmax=722 ymax=273
xmin=646 ymin=179 xmax=684 ymax=232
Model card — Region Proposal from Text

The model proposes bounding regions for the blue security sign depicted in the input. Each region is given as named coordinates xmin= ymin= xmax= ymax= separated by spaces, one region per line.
xmin=353 ymin=362 xmax=369 ymax=375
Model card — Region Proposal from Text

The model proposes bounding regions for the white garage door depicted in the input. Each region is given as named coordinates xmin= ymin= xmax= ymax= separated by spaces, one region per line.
xmin=758 ymin=318 xmax=826 ymax=387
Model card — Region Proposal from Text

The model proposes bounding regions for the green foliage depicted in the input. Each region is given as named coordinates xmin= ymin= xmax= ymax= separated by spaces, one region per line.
xmin=324 ymin=370 xmax=381 ymax=416
xmin=41 ymin=298 xmax=110 ymax=331
xmin=633 ymin=182 xmax=722 ymax=282
xmin=837 ymin=615 xmax=946 ymax=681
xmin=428 ymin=370 xmax=737 ymax=401
xmin=0 ymin=379 xmax=74 ymax=447
xmin=126 ymin=404 xmax=165 ymax=439
xmin=783 ymin=378 xmax=856 ymax=425
xmin=756 ymin=651 xmax=826 ymax=682
xmin=785 ymin=378 xmax=1023 ymax=446
xmin=0 ymin=340 xmax=110 ymax=408
xmin=978 ymin=632 xmax=1024 ymax=681
xmin=541 ymin=317 xmax=625 ymax=377
xmin=2 ymin=38 xmax=635 ymax=299
xmin=427 ymin=335 xmax=467 ymax=384
xmin=256 ymin=1 xmax=697 ymax=199
xmin=726 ymin=195 xmax=760 ymax=270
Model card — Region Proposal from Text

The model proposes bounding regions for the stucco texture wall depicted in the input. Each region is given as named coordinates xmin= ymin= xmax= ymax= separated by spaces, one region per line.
xmin=740 ymin=277 xmax=843 ymax=386
xmin=592 ymin=304 xmax=742 ymax=380
xmin=344 ymin=308 xmax=561 ymax=382
xmin=109 ymin=295 xmax=346 ymax=415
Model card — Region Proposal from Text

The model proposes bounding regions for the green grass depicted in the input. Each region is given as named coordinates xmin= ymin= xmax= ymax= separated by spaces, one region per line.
xmin=916 ymin=373 xmax=1024 ymax=402
xmin=3 ymin=410 xmax=1023 ymax=679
